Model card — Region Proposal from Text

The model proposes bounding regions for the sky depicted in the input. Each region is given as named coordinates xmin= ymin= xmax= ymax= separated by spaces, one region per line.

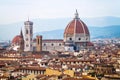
xmin=0 ymin=0 xmax=120 ymax=24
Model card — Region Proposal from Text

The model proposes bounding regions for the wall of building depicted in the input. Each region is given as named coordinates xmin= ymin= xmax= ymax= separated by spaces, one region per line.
xmin=22 ymin=74 xmax=36 ymax=80
xmin=33 ymin=40 xmax=65 ymax=52
xmin=24 ymin=21 xmax=33 ymax=52
xmin=42 ymin=41 xmax=64 ymax=52
xmin=36 ymin=36 xmax=42 ymax=52
xmin=45 ymin=68 xmax=62 ymax=76
xmin=74 ymin=34 xmax=90 ymax=42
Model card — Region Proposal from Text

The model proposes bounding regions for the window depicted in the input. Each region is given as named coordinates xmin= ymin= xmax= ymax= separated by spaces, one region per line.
xmin=30 ymin=29 xmax=32 ymax=34
xmin=69 ymin=38 xmax=72 ymax=40
xmin=37 ymin=39 xmax=40 ymax=44
xmin=58 ymin=76 xmax=62 ymax=79
xmin=86 ymin=38 xmax=88 ymax=40
xmin=51 ymin=43 xmax=54 ymax=46
xmin=26 ymin=44 xmax=29 ymax=47
xmin=78 ymin=38 xmax=81 ymax=40
xmin=31 ymin=38 xmax=32 ymax=41
xmin=26 ymin=29 xmax=28 ymax=34
xmin=59 ymin=44 xmax=61 ymax=46
xmin=44 ymin=44 xmax=46 ymax=46
xmin=26 ymin=38 xmax=28 ymax=41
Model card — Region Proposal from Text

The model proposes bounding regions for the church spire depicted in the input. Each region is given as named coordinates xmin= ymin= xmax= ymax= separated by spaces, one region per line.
xmin=74 ymin=9 xmax=79 ymax=19
xmin=19 ymin=28 xmax=24 ymax=52
xmin=20 ymin=28 xmax=23 ymax=38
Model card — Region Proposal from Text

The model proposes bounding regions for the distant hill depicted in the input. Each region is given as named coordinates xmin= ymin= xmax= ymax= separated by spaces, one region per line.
xmin=89 ymin=25 xmax=120 ymax=39
xmin=34 ymin=25 xmax=120 ymax=39
xmin=0 ymin=16 xmax=120 ymax=41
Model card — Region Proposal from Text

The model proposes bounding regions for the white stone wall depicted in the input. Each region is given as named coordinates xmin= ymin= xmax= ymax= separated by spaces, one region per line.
xmin=24 ymin=22 xmax=33 ymax=51
xmin=42 ymin=41 xmax=65 ymax=52
xmin=74 ymin=33 xmax=90 ymax=42
xmin=64 ymin=33 xmax=90 ymax=51
xmin=64 ymin=33 xmax=90 ymax=43
xmin=64 ymin=46 xmax=74 ymax=52
xmin=33 ymin=40 xmax=65 ymax=52
xmin=64 ymin=34 xmax=74 ymax=42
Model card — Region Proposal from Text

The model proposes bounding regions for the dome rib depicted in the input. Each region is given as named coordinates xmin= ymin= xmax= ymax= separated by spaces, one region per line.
xmin=64 ymin=10 xmax=89 ymax=35
xmin=64 ymin=19 xmax=89 ymax=35
xmin=12 ymin=35 xmax=22 ymax=44
xmin=79 ymin=19 xmax=86 ymax=34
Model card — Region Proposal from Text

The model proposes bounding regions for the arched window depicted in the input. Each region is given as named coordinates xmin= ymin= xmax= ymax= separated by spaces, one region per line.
xmin=26 ymin=29 xmax=28 ymax=34
xmin=30 ymin=29 xmax=32 ymax=34
xmin=37 ymin=39 xmax=40 ymax=44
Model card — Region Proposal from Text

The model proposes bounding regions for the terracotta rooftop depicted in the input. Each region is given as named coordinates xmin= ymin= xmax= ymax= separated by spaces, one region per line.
xmin=18 ymin=66 xmax=46 ymax=71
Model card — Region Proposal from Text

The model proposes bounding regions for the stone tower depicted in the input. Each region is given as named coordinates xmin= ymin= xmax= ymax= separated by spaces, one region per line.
xmin=36 ymin=35 xmax=42 ymax=52
xmin=24 ymin=20 xmax=33 ymax=51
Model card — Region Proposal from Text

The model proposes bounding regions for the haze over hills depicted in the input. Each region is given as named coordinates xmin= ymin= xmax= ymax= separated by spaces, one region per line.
xmin=34 ymin=25 xmax=120 ymax=39
xmin=0 ymin=16 xmax=120 ymax=41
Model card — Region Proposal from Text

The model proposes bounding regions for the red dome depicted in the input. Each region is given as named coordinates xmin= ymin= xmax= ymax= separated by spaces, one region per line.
xmin=64 ymin=10 xmax=89 ymax=35
xmin=12 ymin=35 xmax=22 ymax=44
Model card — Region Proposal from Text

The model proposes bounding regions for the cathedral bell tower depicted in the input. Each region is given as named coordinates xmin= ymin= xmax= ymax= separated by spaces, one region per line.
xmin=24 ymin=20 xmax=33 ymax=51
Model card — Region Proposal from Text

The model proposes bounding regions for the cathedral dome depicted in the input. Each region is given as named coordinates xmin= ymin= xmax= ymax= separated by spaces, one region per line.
xmin=64 ymin=10 xmax=89 ymax=35
xmin=12 ymin=35 xmax=22 ymax=44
